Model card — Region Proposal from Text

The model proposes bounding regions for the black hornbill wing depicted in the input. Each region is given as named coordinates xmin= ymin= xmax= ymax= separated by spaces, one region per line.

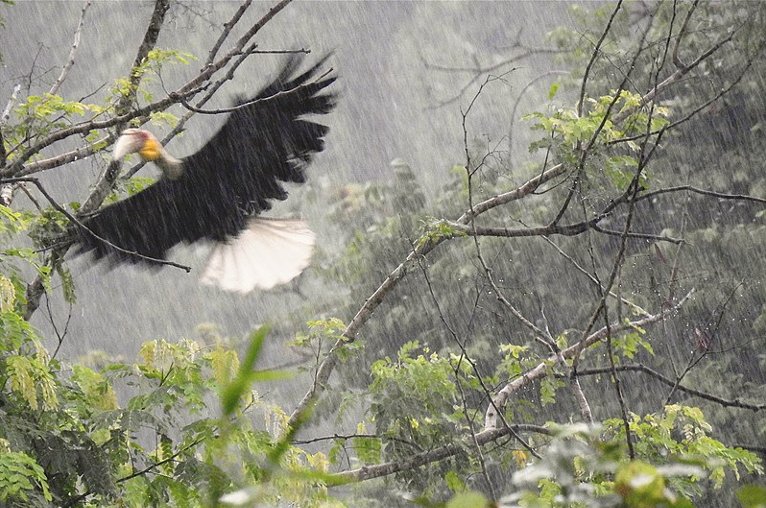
xmin=76 ymin=55 xmax=336 ymax=266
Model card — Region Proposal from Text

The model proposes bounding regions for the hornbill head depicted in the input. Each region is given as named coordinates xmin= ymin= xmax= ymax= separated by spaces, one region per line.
xmin=113 ymin=128 xmax=182 ymax=179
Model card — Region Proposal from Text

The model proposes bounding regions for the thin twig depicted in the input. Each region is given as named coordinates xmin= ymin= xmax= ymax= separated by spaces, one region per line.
xmin=577 ymin=0 xmax=624 ymax=116
xmin=573 ymin=364 xmax=766 ymax=412
xmin=3 ymin=176 xmax=191 ymax=271
xmin=177 ymin=68 xmax=332 ymax=115
xmin=635 ymin=185 xmax=766 ymax=206
xmin=205 ymin=0 xmax=253 ymax=66
xmin=484 ymin=290 xmax=694 ymax=430
xmin=48 ymin=1 xmax=91 ymax=96
xmin=287 ymin=161 xmax=569 ymax=428
xmin=328 ymin=425 xmax=551 ymax=484
xmin=540 ymin=235 xmax=651 ymax=317
xmin=1 ymin=84 xmax=21 ymax=126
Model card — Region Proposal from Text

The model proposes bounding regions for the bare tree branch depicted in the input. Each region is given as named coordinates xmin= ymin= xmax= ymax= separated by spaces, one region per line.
xmin=1 ymin=83 xmax=22 ymax=206
xmin=19 ymin=0 xmax=297 ymax=322
xmin=205 ymin=0 xmax=253 ymax=67
xmin=329 ymin=425 xmax=551 ymax=484
xmin=614 ymin=20 xmax=740 ymax=123
xmin=540 ymin=235 xmax=651 ymax=317
xmin=577 ymin=0 xmax=624 ymax=117
xmin=287 ymin=161 xmax=570 ymax=428
xmin=574 ymin=363 xmax=766 ymax=412
xmin=484 ymin=290 xmax=694 ymax=430
xmin=0 ymin=84 xmax=21 ymax=126
xmin=635 ymin=185 xmax=766 ymax=206
xmin=48 ymin=1 xmax=91 ymax=96
xmin=16 ymin=134 xmax=113 ymax=177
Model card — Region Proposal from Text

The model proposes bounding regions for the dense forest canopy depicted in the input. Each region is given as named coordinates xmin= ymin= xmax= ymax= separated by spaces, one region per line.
xmin=1 ymin=1 xmax=766 ymax=506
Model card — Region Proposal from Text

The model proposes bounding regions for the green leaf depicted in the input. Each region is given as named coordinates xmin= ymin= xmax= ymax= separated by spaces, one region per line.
xmin=444 ymin=470 xmax=465 ymax=494
xmin=446 ymin=491 xmax=489 ymax=508
xmin=353 ymin=423 xmax=381 ymax=465
xmin=548 ymin=82 xmax=560 ymax=100
xmin=0 ymin=449 xmax=52 ymax=502
xmin=221 ymin=325 xmax=273 ymax=416
xmin=55 ymin=263 xmax=76 ymax=305
xmin=738 ymin=485 xmax=766 ymax=507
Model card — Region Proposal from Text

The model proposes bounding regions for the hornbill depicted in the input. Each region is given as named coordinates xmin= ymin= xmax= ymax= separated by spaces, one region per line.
xmin=75 ymin=55 xmax=336 ymax=293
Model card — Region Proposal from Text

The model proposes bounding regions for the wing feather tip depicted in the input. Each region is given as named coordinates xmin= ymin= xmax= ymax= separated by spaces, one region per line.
xmin=199 ymin=218 xmax=315 ymax=294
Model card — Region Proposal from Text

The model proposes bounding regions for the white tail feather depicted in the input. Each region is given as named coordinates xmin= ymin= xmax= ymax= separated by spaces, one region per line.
xmin=200 ymin=218 xmax=315 ymax=293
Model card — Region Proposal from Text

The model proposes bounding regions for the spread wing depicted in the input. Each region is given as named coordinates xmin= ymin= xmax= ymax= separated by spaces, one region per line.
xmin=76 ymin=55 xmax=336 ymax=266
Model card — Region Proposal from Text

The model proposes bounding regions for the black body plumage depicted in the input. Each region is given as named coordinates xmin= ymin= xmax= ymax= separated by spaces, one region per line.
xmin=76 ymin=55 xmax=336 ymax=268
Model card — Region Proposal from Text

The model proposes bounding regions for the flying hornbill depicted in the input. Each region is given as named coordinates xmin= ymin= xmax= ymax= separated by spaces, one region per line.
xmin=75 ymin=55 xmax=336 ymax=293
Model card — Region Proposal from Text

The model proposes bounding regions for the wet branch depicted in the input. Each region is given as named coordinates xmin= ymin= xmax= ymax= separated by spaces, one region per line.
xmin=287 ymin=161 xmax=569 ymax=428
xmin=1 ymin=176 xmax=192 ymax=272
xmin=0 ymin=83 xmax=22 ymax=206
xmin=329 ymin=425 xmax=551 ymax=485
xmin=540 ymin=235 xmax=651 ymax=317
xmin=550 ymin=1 xmax=649 ymax=227
xmin=15 ymin=134 xmax=114 ymax=177
xmin=0 ymin=0 xmax=294 ymax=179
xmin=48 ymin=1 xmax=91 ymax=96
xmin=19 ymin=0 xmax=294 ymax=322
xmin=635 ymin=185 xmax=766 ymax=206
xmin=614 ymin=18 xmax=739 ymax=123
xmin=484 ymin=290 xmax=694 ymax=430
xmin=205 ymin=0 xmax=253 ymax=66
xmin=447 ymin=218 xmax=683 ymax=244
xmin=577 ymin=0 xmax=623 ymax=117
xmin=573 ymin=364 xmax=766 ymax=412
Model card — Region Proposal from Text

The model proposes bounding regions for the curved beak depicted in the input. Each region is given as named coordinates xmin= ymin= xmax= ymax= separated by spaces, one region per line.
xmin=113 ymin=130 xmax=145 ymax=161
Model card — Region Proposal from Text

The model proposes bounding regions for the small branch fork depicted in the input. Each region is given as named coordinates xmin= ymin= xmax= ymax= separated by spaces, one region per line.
xmin=572 ymin=363 xmax=766 ymax=412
